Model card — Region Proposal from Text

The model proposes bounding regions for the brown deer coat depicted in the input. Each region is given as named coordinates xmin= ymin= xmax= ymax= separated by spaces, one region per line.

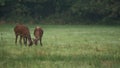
xmin=14 ymin=24 xmax=33 ymax=46
xmin=34 ymin=26 xmax=43 ymax=46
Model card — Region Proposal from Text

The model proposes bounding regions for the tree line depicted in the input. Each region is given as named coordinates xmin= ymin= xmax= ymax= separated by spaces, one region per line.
xmin=0 ymin=0 xmax=120 ymax=24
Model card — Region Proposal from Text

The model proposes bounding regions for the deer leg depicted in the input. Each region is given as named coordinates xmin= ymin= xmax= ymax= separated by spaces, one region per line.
xmin=26 ymin=37 xmax=27 ymax=45
xmin=23 ymin=37 xmax=25 ymax=46
xmin=15 ymin=34 xmax=18 ymax=44
xmin=34 ymin=39 xmax=37 ymax=45
xmin=19 ymin=35 xmax=22 ymax=45
xmin=23 ymin=37 xmax=27 ymax=46
xmin=40 ymin=38 xmax=42 ymax=46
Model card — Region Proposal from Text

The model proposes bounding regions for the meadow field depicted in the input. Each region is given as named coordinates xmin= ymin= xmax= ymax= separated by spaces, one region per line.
xmin=0 ymin=24 xmax=120 ymax=68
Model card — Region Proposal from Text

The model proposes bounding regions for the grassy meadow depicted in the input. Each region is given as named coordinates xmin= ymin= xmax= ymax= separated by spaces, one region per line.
xmin=0 ymin=24 xmax=120 ymax=68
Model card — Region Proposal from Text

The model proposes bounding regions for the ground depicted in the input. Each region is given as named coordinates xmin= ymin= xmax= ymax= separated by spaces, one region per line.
xmin=0 ymin=24 xmax=120 ymax=68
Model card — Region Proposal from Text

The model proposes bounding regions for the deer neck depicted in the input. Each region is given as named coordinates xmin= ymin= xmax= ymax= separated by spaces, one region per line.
xmin=28 ymin=35 xmax=33 ymax=46
xmin=28 ymin=36 xmax=32 ymax=42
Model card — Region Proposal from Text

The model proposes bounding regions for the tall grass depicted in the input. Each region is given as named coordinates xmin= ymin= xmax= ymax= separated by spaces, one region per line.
xmin=0 ymin=24 xmax=120 ymax=68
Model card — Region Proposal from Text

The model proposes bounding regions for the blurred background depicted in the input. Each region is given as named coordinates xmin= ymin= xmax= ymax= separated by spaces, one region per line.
xmin=0 ymin=0 xmax=120 ymax=25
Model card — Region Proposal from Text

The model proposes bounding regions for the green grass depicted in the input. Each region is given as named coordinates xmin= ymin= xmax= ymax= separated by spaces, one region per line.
xmin=0 ymin=24 xmax=120 ymax=68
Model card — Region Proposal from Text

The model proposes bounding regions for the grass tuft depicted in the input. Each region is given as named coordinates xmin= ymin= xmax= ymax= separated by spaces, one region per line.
xmin=0 ymin=24 xmax=120 ymax=68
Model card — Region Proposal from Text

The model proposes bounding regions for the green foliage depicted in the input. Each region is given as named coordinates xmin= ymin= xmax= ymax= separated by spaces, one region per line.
xmin=0 ymin=0 xmax=120 ymax=24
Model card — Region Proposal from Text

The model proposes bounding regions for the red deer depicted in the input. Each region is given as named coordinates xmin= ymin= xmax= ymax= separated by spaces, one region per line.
xmin=33 ymin=26 xmax=43 ymax=46
xmin=14 ymin=24 xmax=33 ymax=46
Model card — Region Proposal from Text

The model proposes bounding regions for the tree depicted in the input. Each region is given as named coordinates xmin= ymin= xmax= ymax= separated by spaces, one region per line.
xmin=0 ymin=0 xmax=120 ymax=24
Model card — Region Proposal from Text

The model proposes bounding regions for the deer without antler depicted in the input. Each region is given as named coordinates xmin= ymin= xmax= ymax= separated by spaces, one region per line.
xmin=14 ymin=24 xmax=33 ymax=46
xmin=33 ymin=26 xmax=43 ymax=46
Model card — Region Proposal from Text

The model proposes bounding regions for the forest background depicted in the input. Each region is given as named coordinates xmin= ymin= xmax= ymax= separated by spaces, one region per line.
xmin=0 ymin=0 xmax=120 ymax=25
